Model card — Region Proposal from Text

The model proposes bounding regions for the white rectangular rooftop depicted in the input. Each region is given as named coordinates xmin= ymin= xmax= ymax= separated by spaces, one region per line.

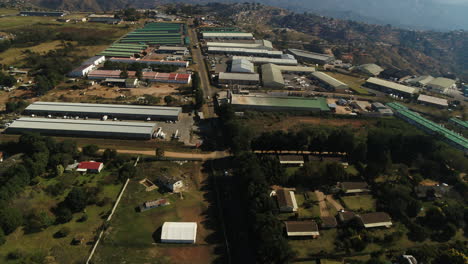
xmin=161 ymin=222 xmax=197 ymax=244
xmin=25 ymin=102 xmax=181 ymax=120
xmin=202 ymin=32 xmax=254 ymax=39
xmin=366 ymin=77 xmax=417 ymax=95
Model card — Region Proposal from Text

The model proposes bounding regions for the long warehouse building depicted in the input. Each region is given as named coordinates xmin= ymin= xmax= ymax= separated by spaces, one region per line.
xmin=232 ymin=56 xmax=298 ymax=66
xmin=25 ymin=102 xmax=182 ymax=121
xmin=6 ymin=118 xmax=156 ymax=140
xmin=207 ymin=47 xmax=283 ymax=58
xmin=206 ymin=40 xmax=273 ymax=50
xmin=202 ymin=32 xmax=254 ymax=40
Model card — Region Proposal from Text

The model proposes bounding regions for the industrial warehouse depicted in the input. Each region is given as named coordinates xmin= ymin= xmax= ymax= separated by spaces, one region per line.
xmin=364 ymin=77 xmax=418 ymax=97
xmin=287 ymin=49 xmax=335 ymax=65
xmin=6 ymin=118 xmax=157 ymax=140
xmin=230 ymin=94 xmax=330 ymax=112
xmin=206 ymin=40 xmax=274 ymax=50
xmin=24 ymin=102 xmax=182 ymax=121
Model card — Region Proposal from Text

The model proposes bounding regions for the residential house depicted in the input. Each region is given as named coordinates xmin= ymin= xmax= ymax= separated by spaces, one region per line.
xmin=338 ymin=182 xmax=370 ymax=194
xmin=278 ymin=155 xmax=305 ymax=166
xmin=284 ymin=221 xmax=319 ymax=238
xmin=76 ymin=161 xmax=104 ymax=173
xmin=338 ymin=210 xmax=356 ymax=224
xmin=157 ymin=174 xmax=184 ymax=193
xmin=139 ymin=199 xmax=170 ymax=212
xmin=415 ymin=184 xmax=453 ymax=200
xmin=358 ymin=212 xmax=392 ymax=228
xmin=320 ymin=216 xmax=338 ymax=229
xmin=275 ymin=189 xmax=299 ymax=213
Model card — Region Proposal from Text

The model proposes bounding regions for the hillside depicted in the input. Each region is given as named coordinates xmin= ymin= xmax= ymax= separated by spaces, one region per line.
xmin=191 ymin=3 xmax=468 ymax=80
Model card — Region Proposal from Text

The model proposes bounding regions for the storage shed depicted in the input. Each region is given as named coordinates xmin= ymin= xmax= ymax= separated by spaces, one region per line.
xmin=161 ymin=222 xmax=197 ymax=244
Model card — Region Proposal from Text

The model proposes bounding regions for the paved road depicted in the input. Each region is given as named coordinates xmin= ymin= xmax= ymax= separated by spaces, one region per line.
xmin=187 ymin=20 xmax=217 ymax=118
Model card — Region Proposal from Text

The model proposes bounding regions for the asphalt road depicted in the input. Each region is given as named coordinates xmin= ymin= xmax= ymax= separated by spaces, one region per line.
xmin=187 ymin=20 xmax=217 ymax=118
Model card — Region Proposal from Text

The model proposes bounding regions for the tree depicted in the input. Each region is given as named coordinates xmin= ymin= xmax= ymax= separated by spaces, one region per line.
xmin=118 ymin=162 xmax=136 ymax=182
xmin=120 ymin=68 xmax=129 ymax=78
xmin=24 ymin=210 xmax=54 ymax=233
xmin=0 ymin=208 xmax=23 ymax=234
xmin=155 ymin=148 xmax=165 ymax=158
xmin=0 ymin=227 xmax=5 ymax=245
xmin=64 ymin=188 xmax=87 ymax=212
xmin=164 ymin=95 xmax=176 ymax=105
xmin=82 ymin=144 xmax=99 ymax=156
xmin=54 ymin=227 xmax=71 ymax=238
xmin=54 ymin=205 xmax=72 ymax=224
xmin=54 ymin=164 xmax=64 ymax=178
xmin=407 ymin=222 xmax=428 ymax=242
xmin=102 ymin=149 xmax=117 ymax=162
xmin=433 ymin=249 xmax=468 ymax=264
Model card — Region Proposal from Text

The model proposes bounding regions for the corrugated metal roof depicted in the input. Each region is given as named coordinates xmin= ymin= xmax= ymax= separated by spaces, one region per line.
xmin=25 ymin=102 xmax=181 ymax=118
xmin=231 ymin=95 xmax=330 ymax=111
xmin=366 ymin=77 xmax=417 ymax=94
xmin=232 ymin=56 xmax=298 ymax=66
xmin=311 ymin=72 xmax=348 ymax=89
xmin=231 ymin=59 xmax=254 ymax=73
xmin=8 ymin=118 xmax=155 ymax=135
xmin=288 ymin=49 xmax=334 ymax=62
xmin=261 ymin=64 xmax=284 ymax=87
xmin=427 ymin=77 xmax=456 ymax=89
xmin=219 ymin=72 xmax=259 ymax=81
xmin=417 ymin=94 xmax=448 ymax=107
xmin=208 ymin=47 xmax=282 ymax=57
xmin=202 ymin=32 xmax=253 ymax=38
xmin=207 ymin=40 xmax=273 ymax=50
xmin=161 ymin=222 xmax=197 ymax=242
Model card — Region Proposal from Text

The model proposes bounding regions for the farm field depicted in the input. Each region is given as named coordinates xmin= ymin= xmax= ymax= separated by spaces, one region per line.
xmin=0 ymin=170 xmax=123 ymax=263
xmin=341 ymin=195 xmax=376 ymax=212
xmin=0 ymin=40 xmax=67 ymax=65
xmin=93 ymin=161 xmax=223 ymax=264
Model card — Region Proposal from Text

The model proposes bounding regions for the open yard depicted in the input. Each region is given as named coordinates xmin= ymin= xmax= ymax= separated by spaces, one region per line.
xmin=325 ymin=72 xmax=370 ymax=95
xmin=0 ymin=40 xmax=67 ymax=65
xmin=289 ymin=229 xmax=338 ymax=257
xmin=0 ymin=170 xmax=123 ymax=263
xmin=295 ymin=191 xmax=320 ymax=219
xmin=341 ymin=195 xmax=376 ymax=212
xmin=93 ymin=161 xmax=223 ymax=264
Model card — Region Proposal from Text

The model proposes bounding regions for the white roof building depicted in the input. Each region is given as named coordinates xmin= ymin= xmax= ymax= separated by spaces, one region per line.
xmin=232 ymin=56 xmax=298 ymax=66
xmin=202 ymin=32 xmax=254 ymax=39
xmin=161 ymin=222 xmax=197 ymax=244
xmin=356 ymin=63 xmax=384 ymax=76
xmin=427 ymin=77 xmax=456 ymax=94
xmin=231 ymin=59 xmax=255 ymax=73
xmin=365 ymin=77 xmax=418 ymax=96
xmin=417 ymin=94 xmax=449 ymax=108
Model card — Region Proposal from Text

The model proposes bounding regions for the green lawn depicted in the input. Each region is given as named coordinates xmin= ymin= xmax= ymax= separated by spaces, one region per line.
xmin=341 ymin=195 xmax=376 ymax=212
xmin=295 ymin=192 xmax=320 ymax=219
xmin=0 ymin=170 xmax=123 ymax=263
xmin=0 ymin=8 xmax=18 ymax=15
xmin=93 ymin=161 xmax=221 ymax=264
xmin=325 ymin=72 xmax=371 ymax=95
xmin=289 ymin=229 xmax=338 ymax=257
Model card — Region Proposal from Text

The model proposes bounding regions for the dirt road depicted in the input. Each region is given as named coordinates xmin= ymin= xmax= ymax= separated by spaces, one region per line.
xmin=314 ymin=190 xmax=331 ymax=217
xmin=326 ymin=195 xmax=344 ymax=211
xmin=115 ymin=149 xmax=230 ymax=160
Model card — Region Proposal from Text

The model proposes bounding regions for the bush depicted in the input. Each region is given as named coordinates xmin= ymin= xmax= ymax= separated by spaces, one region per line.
xmin=82 ymin=144 xmax=99 ymax=156
xmin=0 ymin=227 xmax=5 ymax=245
xmin=77 ymin=213 xmax=88 ymax=222
xmin=54 ymin=227 xmax=70 ymax=238
xmin=96 ymin=197 xmax=112 ymax=207
xmin=54 ymin=206 xmax=72 ymax=224
xmin=7 ymin=249 xmax=23 ymax=260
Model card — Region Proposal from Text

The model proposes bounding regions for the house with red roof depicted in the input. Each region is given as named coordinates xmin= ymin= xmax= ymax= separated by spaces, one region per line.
xmin=77 ymin=161 xmax=104 ymax=173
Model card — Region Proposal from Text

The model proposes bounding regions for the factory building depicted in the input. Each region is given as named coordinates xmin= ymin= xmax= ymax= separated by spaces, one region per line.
xmin=82 ymin=55 xmax=106 ymax=66
xmin=426 ymin=77 xmax=456 ymax=94
xmin=364 ymin=77 xmax=417 ymax=97
xmin=310 ymin=72 xmax=349 ymax=91
xmin=287 ymin=49 xmax=335 ymax=65
xmin=417 ymin=94 xmax=449 ymax=108
xmin=232 ymin=56 xmax=298 ymax=66
xmin=6 ymin=118 xmax=156 ymax=140
xmin=87 ymin=70 xmax=191 ymax=84
xmin=230 ymin=59 xmax=255 ymax=73
xmin=25 ymin=102 xmax=182 ymax=121
xmin=19 ymin=11 xmax=67 ymax=17
xmin=261 ymin=64 xmax=285 ymax=89
xmin=206 ymin=40 xmax=273 ymax=50
xmin=230 ymin=94 xmax=330 ymax=112
xmin=406 ymin=75 xmax=434 ymax=87
xmin=109 ymin=57 xmax=189 ymax=67
xmin=202 ymin=32 xmax=254 ymax=40
xmin=207 ymin=47 xmax=283 ymax=58
xmin=68 ymin=64 xmax=96 ymax=77
xmin=354 ymin=64 xmax=384 ymax=76
xmin=218 ymin=72 xmax=260 ymax=85
xmin=156 ymin=46 xmax=189 ymax=55
xmin=88 ymin=14 xmax=122 ymax=24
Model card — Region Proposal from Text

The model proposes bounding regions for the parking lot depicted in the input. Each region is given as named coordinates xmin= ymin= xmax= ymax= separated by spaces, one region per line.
xmin=283 ymin=73 xmax=315 ymax=90
xmin=154 ymin=112 xmax=199 ymax=146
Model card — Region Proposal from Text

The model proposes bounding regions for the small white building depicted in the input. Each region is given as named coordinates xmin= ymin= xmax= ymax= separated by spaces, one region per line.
xmin=161 ymin=222 xmax=197 ymax=244
xmin=426 ymin=77 xmax=456 ymax=94
xmin=68 ymin=64 xmax=95 ymax=77
xmin=157 ymin=174 xmax=184 ymax=193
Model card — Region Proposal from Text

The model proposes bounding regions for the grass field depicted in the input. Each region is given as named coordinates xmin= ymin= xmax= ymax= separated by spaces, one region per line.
xmin=341 ymin=195 xmax=376 ymax=212
xmin=295 ymin=192 xmax=320 ymax=219
xmin=0 ymin=170 xmax=123 ymax=263
xmin=0 ymin=40 xmax=67 ymax=65
xmin=0 ymin=8 xmax=18 ymax=15
xmin=325 ymin=72 xmax=370 ymax=95
xmin=289 ymin=229 xmax=338 ymax=257
xmin=93 ymin=161 xmax=222 ymax=264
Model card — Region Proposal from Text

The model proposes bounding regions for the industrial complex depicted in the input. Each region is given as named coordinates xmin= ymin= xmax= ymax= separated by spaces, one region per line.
xmin=6 ymin=118 xmax=157 ymax=140
xmin=24 ymin=102 xmax=182 ymax=121
xmin=230 ymin=94 xmax=330 ymax=112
